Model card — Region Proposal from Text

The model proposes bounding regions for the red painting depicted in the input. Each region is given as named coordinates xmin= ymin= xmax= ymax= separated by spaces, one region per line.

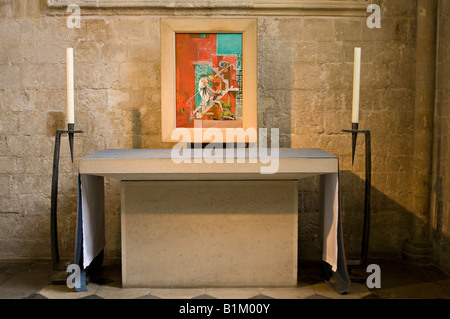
xmin=175 ymin=33 xmax=243 ymax=128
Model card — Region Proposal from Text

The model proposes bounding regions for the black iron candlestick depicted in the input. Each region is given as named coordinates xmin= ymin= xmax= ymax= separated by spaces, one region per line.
xmin=350 ymin=123 xmax=358 ymax=164
xmin=342 ymin=124 xmax=371 ymax=279
xmin=50 ymin=124 xmax=83 ymax=271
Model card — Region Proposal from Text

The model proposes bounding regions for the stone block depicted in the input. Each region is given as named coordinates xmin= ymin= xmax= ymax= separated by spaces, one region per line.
xmin=112 ymin=18 xmax=151 ymax=41
xmin=317 ymin=41 xmax=344 ymax=63
xmin=0 ymin=65 xmax=21 ymax=90
xmin=9 ymin=42 xmax=35 ymax=64
xmin=278 ymin=17 xmax=302 ymax=38
xmin=0 ymin=157 xmax=16 ymax=174
xmin=121 ymin=180 xmax=298 ymax=287
xmin=0 ymin=0 xmax=13 ymax=20
xmin=321 ymin=63 xmax=353 ymax=90
xmin=20 ymin=19 xmax=34 ymax=42
xmin=303 ymin=18 xmax=332 ymax=42
xmin=128 ymin=40 xmax=160 ymax=63
xmin=323 ymin=111 xmax=346 ymax=134
xmin=291 ymin=63 xmax=323 ymax=90
xmin=73 ymin=63 xmax=92 ymax=89
xmin=11 ymin=0 xmax=40 ymax=19
xmin=119 ymin=62 xmax=158 ymax=89
xmin=258 ymin=38 xmax=292 ymax=67
xmin=0 ymin=175 xmax=11 ymax=196
xmin=6 ymin=135 xmax=42 ymax=158
xmin=383 ymin=88 xmax=415 ymax=112
xmin=319 ymin=89 xmax=347 ymax=111
xmin=360 ymin=62 xmax=390 ymax=90
xmin=0 ymin=20 xmax=20 ymax=43
xmin=10 ymin=90 xmax=35 ymax=112
xmin=317 ymin=134 xmax=347 ymax=157
xmin=334 ymin=18 xmax=362 ymax=41
xmin=387 ymin=134 xmax=413 ymax=156
xmin=19 ymin=111 xmax=45 ymax=135
xmin=107 ymin=89 xmax=130 ymax=109
xmin=74 ymin=41 xmax=100 ymax=63
xmin=21 ymin=63 xmax=60 ymax=90
xmin=0 ymin=110 xmax=19 ymax=135
xmin=292 ymin=41 xmax=316 ymax=63
xmin=89 ymin=62 xmax=120 ymax=89
xmin=34 ymin=19 xmax=55 ymax=43
xmin=100 ymin=40 xmax=128 ymax=63
xmin=0 ymin=43 xmax=8 ymax=64
xmin=85 ymin=19 xmax=110 ymax=42
xmin=11 ymin=173 xmax=44 ymax=196
xmin=383 ymin=0 xmax=416 ymax=18
xmin=258 ymin=17 xmax=280 ymax=37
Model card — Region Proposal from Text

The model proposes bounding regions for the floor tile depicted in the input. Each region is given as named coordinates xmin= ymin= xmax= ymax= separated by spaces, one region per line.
xmin=24 ymin=293 xmax=48 ymax=299
xmin=38 ymin=282 xmax=101 ymax=299
xmin=0 ymin=275 xmax=51 ymax=299
xmin=95 ymin=286 xmax=152 ymax=299
xmin=259 ymin=287 xmax=316 ymax=299
xmin=205 ymin=288 xmax=262 ymax=299
xmin=311 ymin=282 xmax=361 ymax=299
xmin=79 ymin=294 xmax=104 ymax=299
xmin=150 ymin=288 xmax=207 ymax=299
xmin=249 ymin=293 xmax=275 ymax=299
xmin=346 ymin=282 xmax=371 ymax=298
xmin=136 ymin=293 xmax=162 ymax=299
xmin=368 ymin=282 xmax=450 ymax=299
xmin=192 ymin=293 xmax=217 ymax=299
xmin=0 ymin=273 xmax=10 ymax=286
xmin=305 ymin=294 xmax=331 ymax=299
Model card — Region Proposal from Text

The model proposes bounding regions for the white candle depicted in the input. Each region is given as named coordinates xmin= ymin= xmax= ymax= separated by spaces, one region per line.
xmin=352 ymin=47 xmax=361 ymax=124
xmin=66 ymin=48 xmax=75 ymax=124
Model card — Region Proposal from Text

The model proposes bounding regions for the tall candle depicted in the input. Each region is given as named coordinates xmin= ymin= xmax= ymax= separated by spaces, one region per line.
xmin=66 ymin=48 xmax=75 ymax=124
xmin=352 ymin=47 xmax=361 ymax=124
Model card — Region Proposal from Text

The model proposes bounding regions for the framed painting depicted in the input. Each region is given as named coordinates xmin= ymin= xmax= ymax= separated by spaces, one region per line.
xmin=161 ymin=18 xmax=257 ymax=143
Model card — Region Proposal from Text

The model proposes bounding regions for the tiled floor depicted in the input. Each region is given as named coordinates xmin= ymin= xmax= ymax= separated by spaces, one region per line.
xmin=0 ymin=258 xmax=449 ymax=300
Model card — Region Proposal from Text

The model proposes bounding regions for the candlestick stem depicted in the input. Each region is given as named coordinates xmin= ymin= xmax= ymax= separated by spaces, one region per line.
xmin=351 ymin=122 xmax=358 ymax=165
xmin=342 ymin=126 xmax=372 ymax=280
xmin=68 ymin=123 xmax=74 ymax=163
xmin=50 ymin=125 xmax=83 ymax=271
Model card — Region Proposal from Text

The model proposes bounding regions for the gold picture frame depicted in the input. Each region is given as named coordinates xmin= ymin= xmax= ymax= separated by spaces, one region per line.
xmin=161 ymin=18 xmax=257 ymax=143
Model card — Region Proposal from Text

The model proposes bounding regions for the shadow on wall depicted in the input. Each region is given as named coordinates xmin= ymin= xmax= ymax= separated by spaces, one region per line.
xmin=132 ymin=108 xmax=142 ymax=149
xmin=297 ymin=170 xmax=412 ymax=263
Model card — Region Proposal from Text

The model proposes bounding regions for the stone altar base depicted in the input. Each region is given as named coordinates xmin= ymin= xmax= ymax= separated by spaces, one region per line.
xmin=121 ymin=180 xmax=298 ymax=288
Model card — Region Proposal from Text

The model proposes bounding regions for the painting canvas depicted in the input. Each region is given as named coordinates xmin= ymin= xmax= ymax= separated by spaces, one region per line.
xmin=161 ymin=18 xmax=257 ymax=143
xmin=175 ymin=33 xmax=243 ymax=129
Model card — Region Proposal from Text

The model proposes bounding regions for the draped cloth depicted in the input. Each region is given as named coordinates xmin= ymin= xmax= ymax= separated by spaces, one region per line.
xmin=74 ymin=174 xmax=105 ymax=292
xmin=321 ymin=172 xmax=350 ymax=294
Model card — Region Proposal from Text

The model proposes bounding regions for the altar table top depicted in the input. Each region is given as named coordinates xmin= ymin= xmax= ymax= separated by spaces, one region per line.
xmin=78 ymin=148 xmax=339 ymax=180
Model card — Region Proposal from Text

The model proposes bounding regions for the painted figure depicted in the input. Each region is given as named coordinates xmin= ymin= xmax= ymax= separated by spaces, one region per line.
xmin=192 ymin=75 xmax=222 ymax=119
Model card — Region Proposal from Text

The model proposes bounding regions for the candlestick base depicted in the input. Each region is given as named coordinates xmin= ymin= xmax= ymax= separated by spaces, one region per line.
xmin=342 ymin=126 xmax=371 ymax=275
xmin=50 ymin=125 xmax=83 ymax=271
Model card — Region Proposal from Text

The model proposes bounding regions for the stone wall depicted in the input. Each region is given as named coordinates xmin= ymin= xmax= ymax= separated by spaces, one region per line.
xmin=431 ymin=0 xmax=450 ymax=275
xmin=292 ymin=1 xmax=417 ymax=260
xmin=0 ymin=0 xmax=437 ymax=269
